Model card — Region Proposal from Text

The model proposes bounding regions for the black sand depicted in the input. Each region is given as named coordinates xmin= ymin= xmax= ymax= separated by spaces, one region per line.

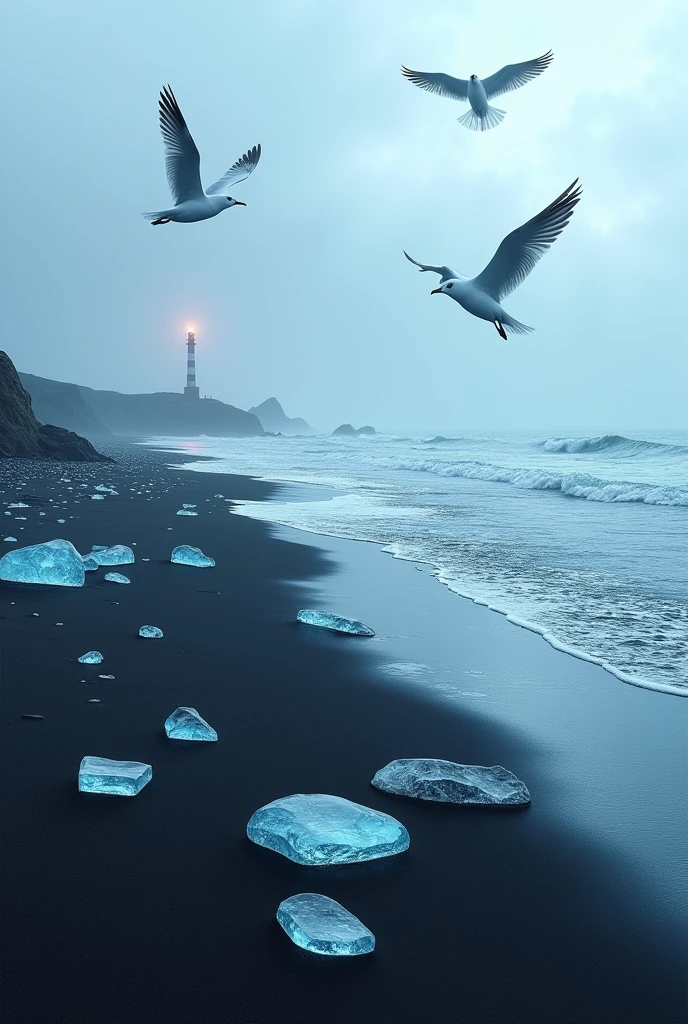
xmin=1 ymin=448 xmax=686 ymax=1024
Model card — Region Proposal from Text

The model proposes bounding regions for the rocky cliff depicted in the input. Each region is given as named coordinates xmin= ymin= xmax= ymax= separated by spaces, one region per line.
xmin=248 ymin=397 xmax=313 ymax=435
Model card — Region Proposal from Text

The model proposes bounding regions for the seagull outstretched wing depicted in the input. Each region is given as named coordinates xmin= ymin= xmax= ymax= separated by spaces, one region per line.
xmin=158 ymin=86 xmax=205 ymax=204
xmin=403 ymin=251 xmax=459 ymax=282
xmin=205 ymin=145 xmax=262 ymax=196
xmin=481 ymin=51 xmax=553 ymax=100
xmin=473 ymin=180 xmax=582 ymax=301
xmin=400 ymin=67 xmax=468 ymax=102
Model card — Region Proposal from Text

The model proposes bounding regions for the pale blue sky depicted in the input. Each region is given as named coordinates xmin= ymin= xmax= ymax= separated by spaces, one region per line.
xmin=1 ymin=0 xmax=685 ymax=432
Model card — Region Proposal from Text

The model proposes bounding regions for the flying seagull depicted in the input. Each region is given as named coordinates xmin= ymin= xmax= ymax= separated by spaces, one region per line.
xmin=143 ymin=85 xmax=261 ymax=225
xmin=401 ymin=50 xmax=553 ymax=131
xmin=404 ymin=179 xmax=582 ymax=339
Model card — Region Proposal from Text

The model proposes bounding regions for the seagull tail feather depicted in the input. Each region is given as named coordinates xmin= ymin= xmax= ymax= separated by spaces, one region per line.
xmin=500 ymin=312 xmax=534 ymax=337
xmin=141 ymin=210 xmax=174 ymax=222
xmin=457 ymin=105 xmax=505 ymax=131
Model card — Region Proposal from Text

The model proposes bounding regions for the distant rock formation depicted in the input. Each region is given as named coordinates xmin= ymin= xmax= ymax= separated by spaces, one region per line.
xmin=248 ymin=397 xmax=313 ymax=435
xmin=77 ymin=386 xmax=263 ymax=438
xmin=332 ymin=424 xmax=376 ymax=437
xmin=0 ymin=353 xmax=110 ymax=461
xmin=19 ymin=372 xmax=109 ymax=436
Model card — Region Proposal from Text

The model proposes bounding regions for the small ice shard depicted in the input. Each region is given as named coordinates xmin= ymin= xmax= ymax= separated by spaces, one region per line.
xmin=182 ymin=504 xmax=197 ymax=508
xmin=247 ymin=793 xmax=409 ymax=865
xmin=78 ymin=651 xmax=103 ymax=664
xmin=22 ymin=713 xmax=45 ymax=720
xmin=57 ymin=519 xmax=66 ymax=524
xmin=78 ymin=756 xmax=152 ymax=796
xmin=164 ymin=707 xmax=218 ymax=741
xmin=139 ymin=625 xmax=163 ymax=638
xmin=94 ymin=485 xmax=118 ymax=494
xmin=4 ymin=536 xmax=17 ymax=542
xmin=277 ymin=894 xmax=375 ymax=956
xmin=371 ymin=759 xmax=531 ymax=806
xmin=104 ymin=572 xmax=130 ymax=584
xmin=91 ymin=495 xmax=105 ymax=500
xmin=98 ymin=673 xmax=115 ymax=679
xmin=0 ymin=539 xmax=85 ymax=587
xmin=82 ymin=555 xmax=99 ymax=571
xmin=91 ymin=545 xmax=134 ymax=566
xmin=296 ymin=609 xmax=375 ymax=637
xmin=176 ymin=509 xmax=198 ymax=516
xmin=8 ymin=502 xmax=30 ymax=508
xmin=86 ymin=698 xmax=101 ymax=703
xmin=171 ymin=545 xmax=215 ymax=568
xmin=214 ymin=494 xmax=224 ymax=498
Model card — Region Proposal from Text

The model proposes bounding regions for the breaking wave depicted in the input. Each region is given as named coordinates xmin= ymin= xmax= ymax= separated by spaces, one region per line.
xmin=540 ymin=434 xmax=688 ymax=457
xmin=378 ymin=458 xmax=688 ymax=505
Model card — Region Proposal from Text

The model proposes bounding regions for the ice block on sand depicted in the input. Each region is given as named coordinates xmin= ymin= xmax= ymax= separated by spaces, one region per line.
xmin=164 ymin=707 xmax=218 ymax=741
xmin=371 ymin=759 xmax=531 ymax=806
xmin=0 ymin=539 xmax=84 ymax=587
xmin=170 ymin=545 xmax=215 ymax=568
xmin=78 ymin=756 xmax=151 ymax=796
xmin=296 ymin=609 xmax=374 ymax=636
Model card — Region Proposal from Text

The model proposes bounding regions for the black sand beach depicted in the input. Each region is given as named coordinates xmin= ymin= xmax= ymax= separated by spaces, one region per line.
xmin=1 ymin=446 xmax=686 ymax=1024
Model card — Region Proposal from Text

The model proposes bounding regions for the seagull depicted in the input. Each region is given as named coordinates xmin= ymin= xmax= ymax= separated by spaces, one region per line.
xmin=404 ymin=180 xmax=582 ymax=339
xmin=143 ymin=85 xmax=261 ymax=225
xmin=401 ymin=50 xmax=553 ymax=131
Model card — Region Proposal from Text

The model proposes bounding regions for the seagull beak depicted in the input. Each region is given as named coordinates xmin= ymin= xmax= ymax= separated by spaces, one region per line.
xmin=430 ymin=287 xmax=443 ymax=295
xmin=234 ymin=200 xmax=246 ymax=207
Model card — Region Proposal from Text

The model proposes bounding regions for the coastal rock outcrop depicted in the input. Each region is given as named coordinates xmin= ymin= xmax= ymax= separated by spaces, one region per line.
xmin=0 ymin=353 xmax=110 ymax=461
xmin=332 ymin=423 xmax=376 ymax=437
xmin=248 ymin=397 xmax=313 ymax=435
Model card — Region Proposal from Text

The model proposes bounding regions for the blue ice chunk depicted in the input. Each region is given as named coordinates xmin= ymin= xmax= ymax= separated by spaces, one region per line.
xmin=176 ymin=509 xmax=198 ymax=516
xmin=104 ymin=572 xmax=130 ymax=584
xmin=247 ymin=793 xmax=409 ymax=865
xmin=91 ymin=495 xmax=105 ymax=501
xmin=91 ymin=545 xmax=135 ymax=566
xmin=277 ymin=894 xmax=375 ymax=956
xmin=78 ymin=756 xmax=151 ymax=796
xmin=78 ymin=651 xmax=103 ymax=664
xmin=139 ymin=625 xmax=163 ymax=638
xmin=4 ymin=536 xmax=17 ymax=542
xmin=0 ymin=539 xmax=85 ymax=587
xmin=182 ymin=504 xmax=197 ymax=509
xmin=94 ymin=485 xmax=118 ymax=495
xmin=296 ymin=609 xmax=375 ymax=636
xmin=170 ymin=545 xmax=215 ymax=568
xmin=164 ymin=706 xmax=218 ymax=741
xmin=82 ymin=555 xmax=99 ymax=571
xmin=371 ymin=759 xmax=531 ymax=806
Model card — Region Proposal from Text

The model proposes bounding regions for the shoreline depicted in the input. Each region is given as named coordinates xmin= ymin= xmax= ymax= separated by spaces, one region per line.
xmin=1 ymin=445 xmax=686 ymax=1024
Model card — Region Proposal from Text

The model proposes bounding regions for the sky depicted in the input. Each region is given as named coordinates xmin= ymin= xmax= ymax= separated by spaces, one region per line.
xmin=1 ymin=0 xmax=686 ymax=434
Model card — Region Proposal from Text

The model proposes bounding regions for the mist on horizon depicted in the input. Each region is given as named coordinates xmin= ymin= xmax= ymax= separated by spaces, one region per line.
xmin=1 ymin=0 xmax=685 ymax=434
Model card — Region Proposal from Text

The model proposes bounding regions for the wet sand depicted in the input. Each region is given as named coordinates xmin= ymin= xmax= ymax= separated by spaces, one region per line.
xmin=1 ymin=448 xmax=686 ymax=1024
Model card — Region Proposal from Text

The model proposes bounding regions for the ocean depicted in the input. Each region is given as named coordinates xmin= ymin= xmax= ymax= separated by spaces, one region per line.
xmin=164 ymin=429 xmax=688 ymax=696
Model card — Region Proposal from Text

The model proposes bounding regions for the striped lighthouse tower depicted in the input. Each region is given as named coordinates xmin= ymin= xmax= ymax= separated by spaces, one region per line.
xmin=183 ymin=331 xmax=200 ymax=399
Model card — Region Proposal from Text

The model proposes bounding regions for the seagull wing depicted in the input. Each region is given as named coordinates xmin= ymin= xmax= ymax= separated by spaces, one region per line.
xmin=403 ymin=251 xmax=459 ymax=281
xmin=400 ymin=67 xmax=468 ymax=102
xmin=158 ymin=86 xmax=204 ymax=204
xmin=205 ymin=144 xmax=262 ymax=195
xmin=472 ymin=180 xmax=582 ymax=301
xmin=481 ymin=51 xmax=553 ymax=100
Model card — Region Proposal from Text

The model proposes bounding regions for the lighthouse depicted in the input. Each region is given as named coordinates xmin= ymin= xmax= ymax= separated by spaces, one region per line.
xmin=183 ymin=330 xmax=199 ymax=399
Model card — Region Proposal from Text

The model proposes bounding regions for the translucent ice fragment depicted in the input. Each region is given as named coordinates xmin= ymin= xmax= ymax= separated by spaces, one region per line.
xmin=78 ymin=651 xmax=103 ymax=664
xmin=371 ymin=759 xmax=531 ymax=806
xmin=4 ymin=536 xmax=17 ymax=542
xmin=82 ymin=555 xmax=99 ymax=571
xmin=182 ymin=504 xmax=197 ymax=509
xmin=91 ymin=545 xmax=135 ymax=566
xmin=170 ymin=545 xmax=215 ymax=568
xmin=247 ymin=793 xmax=409 ymax=865
xmin=176 ymin=510 xmax=198 ymax=516
xmin=0 ymin=539 xmax=85 ymax=587
xmin=78 ymin=756 xmax=151 ymax=796
xmin=104 ymin=572 xmax=130 ymax=584
xmin=296 ymin=609 xmax=374 ymax=637
xmin=91 ymin=495 xmax=105 ymax=500
xmin=95 ymin=485 xmax=118 ymax=495
xmin=277 ymin=894 xmax=375 ymax=956
xmin=164 ymin=707 xmax=218 ymax=741
xmin=139 ymin=625 xmax=163 ymax=638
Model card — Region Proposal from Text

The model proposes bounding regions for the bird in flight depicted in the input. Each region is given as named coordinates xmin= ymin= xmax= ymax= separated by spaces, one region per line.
xmin=143 ymin=85 xmax=261 ymax=225
xmin=401 ymin=50 xmax=553 ymax=131
xmin=404 ymin=179 xmax=582 ymax=339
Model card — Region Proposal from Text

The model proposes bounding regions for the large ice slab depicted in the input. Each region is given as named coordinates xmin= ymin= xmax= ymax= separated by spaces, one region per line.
xmin=171 ymin=545 xmax=215 ymax=568
xmin=277 ymin=894 xmax=375 ymax=956
xmin=247 ymin=793 xmax=409 ymax=865
xmin=164 ymin=706 xmax=218 ymax=741
xmin=0 ymin=539 xmax=85 ymax=587
xmin=91 ymin=545 xmax=134 ymax=566
xmin=296 ymin=609 xmax=375 ymax=637
xmin=139 ymin=625 xmax=163 ymax=638
xmin=78 ymin=650 xmax=103 ymax=664
xmin=371 ymin=759 xmax=531 ymax=806
xmin=78 ymin=756 xmax=152 ymax=796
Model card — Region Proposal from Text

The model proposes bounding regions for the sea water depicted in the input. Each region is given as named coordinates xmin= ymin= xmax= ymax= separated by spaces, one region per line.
xmin=160 ymin=430 xmax=688 ymax=695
